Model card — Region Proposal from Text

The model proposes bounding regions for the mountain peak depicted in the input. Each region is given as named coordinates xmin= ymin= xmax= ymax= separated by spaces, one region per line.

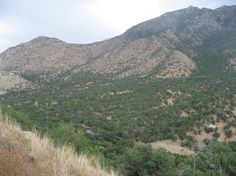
xmin=187 ymin=5 xmax=199 ymax=10
xmin=0 ymin=5 xmax=236 ymax=79
xmin=29 ymin=36 xmax=65 ymax=44
xmin=217 ymin=5 xmax=236 ymax=9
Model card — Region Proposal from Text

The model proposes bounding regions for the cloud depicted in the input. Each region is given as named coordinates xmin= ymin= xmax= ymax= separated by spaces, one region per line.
xmin=0 ymin=15 xmax=32 ymax=51
xmin=0 ymin=18 xmax=14 ymax=51
xmin=86 ymin=0 xmax=236 ymax=34
xmin=0 ymin=0 xmax=116 ymax=45
xmin=88 ymin=0 xmax=160 ymax=33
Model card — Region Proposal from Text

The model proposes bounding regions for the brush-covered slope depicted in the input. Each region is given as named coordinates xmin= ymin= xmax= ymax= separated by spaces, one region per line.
xmin=1 ymin=5 xmax=236 ymax=176
xmin=1 ymin=5 xmax=236 ymax=82
xmin=3 ymin=6 xmax=236 ymax=80
xmin=0 ymin=111 xmax=115 ymax=176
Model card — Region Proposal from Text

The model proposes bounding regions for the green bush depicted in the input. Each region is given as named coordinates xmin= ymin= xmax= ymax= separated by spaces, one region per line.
xmin=119 ymin=145 xmax=176 ymax=176
xmin=49 ymin=124 xmax=92 ymax=153
xmin=1 ymin=106 xmax=35 ymax=130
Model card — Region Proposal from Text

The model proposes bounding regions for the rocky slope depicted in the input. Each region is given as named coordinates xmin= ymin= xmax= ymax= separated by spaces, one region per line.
xmin=0 ymin=5 xmax=236 ymax=80
xmin=0 ymin=71 xmax=34 ymax=95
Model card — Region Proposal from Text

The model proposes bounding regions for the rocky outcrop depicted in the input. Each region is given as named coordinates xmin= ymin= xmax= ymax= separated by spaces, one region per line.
xmin=0 ymin=71 xmax=34 ymax=95
xmin=0 ymin=5 xmax=236 ymax=79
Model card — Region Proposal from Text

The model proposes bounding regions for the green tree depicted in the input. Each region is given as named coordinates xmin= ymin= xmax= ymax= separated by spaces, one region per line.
xmin=49 ymin=124 xmax=92 ymax=153
xmin=119 ymin=145 xmax=176 ymax=176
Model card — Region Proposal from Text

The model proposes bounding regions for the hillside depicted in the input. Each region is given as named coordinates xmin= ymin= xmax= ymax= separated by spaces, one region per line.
xmin=0 ymin=6 xmax=235 ymax=87
xmin=0 ymin=71 xmax=34 ymax=95
xmin=3 ymin=6 xmax=236 ymax=79
xmin=0 ymin=5 xmax=236 ymax=176
xmin=0 ymin=111 xmax=115 ymax=176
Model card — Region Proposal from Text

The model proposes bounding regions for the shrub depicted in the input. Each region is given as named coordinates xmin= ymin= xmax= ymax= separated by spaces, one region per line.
xmin=224 ymin=129 xmax=233 ymax=138
xmin=49 ymin=124 xmax=92 ymax=153
xmin=119 ymin=145 xmax=176 ymax=176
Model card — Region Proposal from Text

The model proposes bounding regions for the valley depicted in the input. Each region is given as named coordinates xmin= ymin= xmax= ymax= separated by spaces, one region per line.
xmin=0 ymin=5 xmax=236 ymax=176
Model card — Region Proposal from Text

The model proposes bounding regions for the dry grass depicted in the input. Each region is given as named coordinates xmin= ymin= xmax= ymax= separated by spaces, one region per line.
xmin=0 ymin=112 xmax=116 ymax=176
xmin=150 ymin=139 xmax=195 ymax=156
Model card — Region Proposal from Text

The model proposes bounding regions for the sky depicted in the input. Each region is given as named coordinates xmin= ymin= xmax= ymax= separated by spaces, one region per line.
xmin=0 ymin=0 xmax=236 ymax=52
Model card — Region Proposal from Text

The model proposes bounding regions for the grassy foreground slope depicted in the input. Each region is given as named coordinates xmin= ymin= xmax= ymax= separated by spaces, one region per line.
xmin=1 ymin=107 xmax=236 ymax=176
xmin=0 ymin=111 xmax=115 ymax=176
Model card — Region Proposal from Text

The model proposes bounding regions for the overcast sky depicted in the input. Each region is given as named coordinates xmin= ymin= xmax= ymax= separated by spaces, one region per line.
xmin=0 ymin=0 xmax=235 ymax=52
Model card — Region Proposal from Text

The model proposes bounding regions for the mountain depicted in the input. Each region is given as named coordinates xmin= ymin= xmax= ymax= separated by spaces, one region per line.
xmin=1 ymin=5 xmax=236 ymax=81
xmin=1 ymin=5 xmax=236 ymax=176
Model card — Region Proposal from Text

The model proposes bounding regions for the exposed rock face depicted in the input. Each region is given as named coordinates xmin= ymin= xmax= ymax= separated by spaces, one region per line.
xmin=0 ymin=37 xmax=123 ymax=73
xmin=79 ymin=34 xmax=196 ymax=79
xmin=0 ymin=71 xmax=34 ymax=95
xmin=155 ymin=51 xmax=196 ymax=79
xmin=123 ymin=6 xmax=236 ymax=45
xmin=0 ymin=5 xmax=236 ymax=79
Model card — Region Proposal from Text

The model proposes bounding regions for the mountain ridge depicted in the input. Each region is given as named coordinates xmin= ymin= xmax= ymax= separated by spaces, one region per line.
xmin=1 ymin=5 xmax=236 ymax=175
xmin=0 ymin=5 xmax=236 ymax=83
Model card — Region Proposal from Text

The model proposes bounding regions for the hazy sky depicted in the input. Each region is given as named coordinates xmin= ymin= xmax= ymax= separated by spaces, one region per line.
xmin=0 ymin=0 xmax=235 ymax=52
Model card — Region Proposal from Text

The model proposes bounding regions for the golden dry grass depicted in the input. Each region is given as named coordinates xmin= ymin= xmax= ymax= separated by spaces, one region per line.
xmin=0 ymin=112 xmax=116 ymax=176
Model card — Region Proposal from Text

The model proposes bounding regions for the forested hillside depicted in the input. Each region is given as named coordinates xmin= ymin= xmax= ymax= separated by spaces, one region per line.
xmin=0 ymin=5 xmax=236 ymax=176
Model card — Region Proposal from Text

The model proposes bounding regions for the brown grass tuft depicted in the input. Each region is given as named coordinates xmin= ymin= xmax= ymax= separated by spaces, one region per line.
xmin=0 ymin=112 xmax=116 ymax=176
